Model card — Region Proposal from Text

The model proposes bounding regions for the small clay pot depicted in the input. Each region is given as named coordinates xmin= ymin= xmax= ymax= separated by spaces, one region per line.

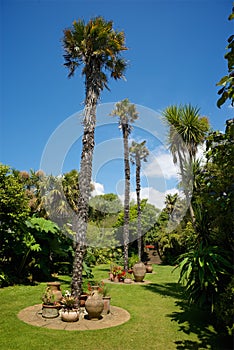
xmin=145 ymin=263 xmax=153 ymax=273
xmin=42 ymin=304 xmax=59 ymax=318
xmin=61 ymin=309 xmax=79 ymax=322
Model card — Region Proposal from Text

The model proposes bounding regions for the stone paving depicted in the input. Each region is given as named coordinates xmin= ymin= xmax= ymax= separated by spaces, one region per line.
xmin=18 ymin=304 xmax=130 ymax=331
xmin=102 ymin=278 xmax=153 ymax=285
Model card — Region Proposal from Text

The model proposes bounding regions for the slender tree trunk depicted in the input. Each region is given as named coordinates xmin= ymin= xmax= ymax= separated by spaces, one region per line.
xmin=178 ymin=150 xmax=195 ymax=225
xmin=136 ymin=157 xmax=142 ymax=261
xmin=123 ymin=126 xmax=130 ymax=271
xmin=71 ymin=63 xmax=99 ymax=307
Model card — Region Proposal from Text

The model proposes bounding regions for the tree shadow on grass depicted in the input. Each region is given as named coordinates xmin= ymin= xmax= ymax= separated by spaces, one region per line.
xmin=142 ymin=283 xmax=233 ymax=350
xmin=142 ymin=282 xmax=184 ymax=300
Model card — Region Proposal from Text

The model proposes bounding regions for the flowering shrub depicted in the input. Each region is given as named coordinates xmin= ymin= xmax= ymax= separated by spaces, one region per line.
xmin=110 ymin=265 xmax=127 ymax=281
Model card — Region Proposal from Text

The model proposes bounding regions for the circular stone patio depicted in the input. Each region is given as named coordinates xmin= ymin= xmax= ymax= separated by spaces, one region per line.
xmin=18 ymin=304 xmax=130 ymax=331
xmin=102 ymin=278 xmax=152 ymax=285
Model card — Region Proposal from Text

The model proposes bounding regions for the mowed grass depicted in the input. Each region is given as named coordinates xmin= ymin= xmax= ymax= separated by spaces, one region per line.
xmin=0 ymin=264 xmax=231 ymax=350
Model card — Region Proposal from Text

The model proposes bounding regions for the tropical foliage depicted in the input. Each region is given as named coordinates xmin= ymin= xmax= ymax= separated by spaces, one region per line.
xmin=175 ymin=119 xmax=234 ymax=333
xmin=162 ymin=104 xmax=209 ymax=223
xmin=216 ymin=6 xmax=234 ymax=108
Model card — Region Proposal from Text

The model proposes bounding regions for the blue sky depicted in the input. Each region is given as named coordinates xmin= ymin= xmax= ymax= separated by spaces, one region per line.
xmin=1 ymin=0 xmax=233 ymax=208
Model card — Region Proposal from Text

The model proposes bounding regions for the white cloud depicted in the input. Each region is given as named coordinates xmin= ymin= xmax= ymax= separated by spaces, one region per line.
xmin=140 ymin=186 xmax=179 ymax=209
xmin=144 ymin=147 xmax=179 ymax=180
xmin=91 ymin=182 xmax=105 ymax=196
xmin=196 ymin=143 xmax=206 ymax=164
xmin=119 ymin=186 xmax=180 ymax=210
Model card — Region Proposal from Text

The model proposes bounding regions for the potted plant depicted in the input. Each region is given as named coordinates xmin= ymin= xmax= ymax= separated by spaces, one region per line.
xmin=41 ymin=286 xmax=60 ymax=318
xmin=109 ymin=265 xmax=125 ymax=282
xmin=61 ymin=290 xmax=79 ymax=322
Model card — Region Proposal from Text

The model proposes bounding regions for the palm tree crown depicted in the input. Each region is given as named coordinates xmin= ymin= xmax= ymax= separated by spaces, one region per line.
xmin=63 ymin=17 xmax=127 ymax=94
xmin=130 ymin=140 xmax=149 ymax=165
xmin=163 ymin=104 xmax=209 ymax=162
xmin=110 ymin=98 xmax=139 ymax=133
xmin=162 ymin=104 xmax=209 ymax=224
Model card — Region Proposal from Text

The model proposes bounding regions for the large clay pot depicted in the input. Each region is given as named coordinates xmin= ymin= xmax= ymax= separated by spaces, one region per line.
xmin=85 ymin=286 xmax=104 ymax=319
xmin=46 ymin=282 xmax=63 ymax=302
xmin=61 ymin=309 xmax=79 ymax=322
xmin=133 ymin=261 xmax=146 ymax=282
xmin=42 ymin=304 xmax=59 ymax=318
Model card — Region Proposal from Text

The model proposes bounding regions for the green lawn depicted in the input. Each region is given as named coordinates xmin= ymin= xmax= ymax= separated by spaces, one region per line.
xmin=0 ymin=264 xmax=231 ymax=350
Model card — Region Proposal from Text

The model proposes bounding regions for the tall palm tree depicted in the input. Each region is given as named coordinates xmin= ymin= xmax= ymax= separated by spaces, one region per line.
xmin=130 ymin=140 xmax=149 ymax=260
xmin=110 ymin=99 xmax=139 ymax=270
xmin=162 ymin=104 xmax=209 ymax=224
xmin=63 ymin=17 xmax=127 ymax=304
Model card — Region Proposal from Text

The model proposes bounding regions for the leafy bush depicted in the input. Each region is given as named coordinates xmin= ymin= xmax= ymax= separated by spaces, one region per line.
xmin=214 ymin=276 xmax=234 ymax=336
xmin=85 ymin=247 xmax=123 ymax=265
xmin=175 ymin=243 xmax=232 ymax=311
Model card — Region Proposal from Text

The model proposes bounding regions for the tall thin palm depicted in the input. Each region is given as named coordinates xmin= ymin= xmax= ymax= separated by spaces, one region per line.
xmin=63 ymin=17 xmax=127 ymax=303
xmin=130 ymin=140 xmax=149 ymax=260
xmin=110 ymin=99 xmax=139 ymax=270
xmin=162 ymin=104 xmax=209 ymax=224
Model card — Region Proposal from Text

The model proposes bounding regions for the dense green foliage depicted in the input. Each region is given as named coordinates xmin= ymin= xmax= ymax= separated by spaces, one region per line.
xmin=0 ymin=167 xmax=80 ymax=286
xmin=175 ymin=119 xmax=234 ymax=334
xmin=216 ymin=6 xmax=234 ymax=108
xmin=0 ymin=165 xmax=33 ymax=285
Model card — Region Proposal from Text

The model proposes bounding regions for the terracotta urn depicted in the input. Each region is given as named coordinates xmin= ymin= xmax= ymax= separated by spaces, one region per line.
xmin=133 ymin=261 xmax=146 ymax=282
xmin=85 ymin=286 xmax=104 ymax=320
xmin=46 ymin=282 xmax=63 ymax=302
xmin=102 ymin=296 xmax=111 ymax=315
xmin=145 ymin=263 xmax=153 ymax=273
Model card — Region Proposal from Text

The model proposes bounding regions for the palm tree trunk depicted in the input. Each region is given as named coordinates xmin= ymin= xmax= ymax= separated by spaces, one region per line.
xmin=178 ymin=150 xmax=195 ymax=225
xmin=71 ymin=63 xmax=99 ymax=306
xmin=123 ymin=126 xmax=130 ymax=271
xmin=136 ymin=157 xmax=142 ymax=261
